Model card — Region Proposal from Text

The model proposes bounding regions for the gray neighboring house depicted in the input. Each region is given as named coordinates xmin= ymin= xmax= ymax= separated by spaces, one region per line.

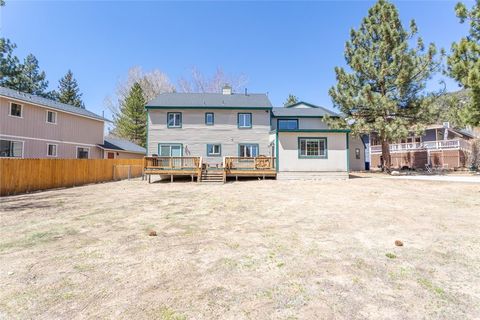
xmin=99 ymin=136 xmax=146 ymax=159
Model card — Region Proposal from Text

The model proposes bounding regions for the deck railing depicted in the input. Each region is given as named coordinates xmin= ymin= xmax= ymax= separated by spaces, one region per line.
xmin=224 ymin=156 xmax=276 ymax=170
xmin=144 ymin=156 xmax=202 ymax=170
xmin=370 ymin=139 xmax=471 ymax=154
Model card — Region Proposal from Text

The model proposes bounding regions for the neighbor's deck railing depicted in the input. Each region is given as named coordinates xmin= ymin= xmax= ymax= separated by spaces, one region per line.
xmin=223 ymin=156 xmax=276 ymax=170
xmin=144 ymin=156 xmax=202 ymax=170
xmin=370 ymin=139 xmax=471 ymax=154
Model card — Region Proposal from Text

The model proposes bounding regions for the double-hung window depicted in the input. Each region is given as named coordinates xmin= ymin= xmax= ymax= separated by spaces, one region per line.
xmin=239 ymin=144 xmax=259 ymax=157
xmin=9 ymin=103 xmax=22 ymax=117
xmin=46 ymin=110 xmax=57 ymax=124
xmin=0 ymin=139 xmax=23 ymax=157
xmin=237 ymin=113 xmax=252 ymax=128
xmin=299 ymin=138 xmax=327 ymax=158
xmin=167 ymin=112 xmax=182 ymax=128
xmin=206 ymin=144 xmax=221 ymax=156
xmin=205 ymin=112 xmax=214 ymax=125
xmin=77 ymin=147 xmax=89 ymax=159
xmin=278 ymin=119 xmax=298 ymax=130
xmin=47 ymin=144 xmax=57 ymax=157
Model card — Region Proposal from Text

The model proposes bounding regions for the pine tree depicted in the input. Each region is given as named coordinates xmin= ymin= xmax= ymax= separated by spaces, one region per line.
xmin=114 ymin=82 xmax=146 ymax=147
xmin=12 ymin=54 xmax=50 ymax=97
xmin=56 ymin=70 xmax=84 ymax=108
xmin=0 ymin=38 xmax=21 ymax=88
xmin=329 ymin=0 xmax=440 ymax=171
xmin=284 ymin=94 xmax=298 ymax=107
xmin=447 ymin=0 xmax=480 ymax=126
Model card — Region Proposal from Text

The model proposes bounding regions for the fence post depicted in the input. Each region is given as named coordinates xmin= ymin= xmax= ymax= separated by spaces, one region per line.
xmin=128 ymin=165 xmax=131 ymax=180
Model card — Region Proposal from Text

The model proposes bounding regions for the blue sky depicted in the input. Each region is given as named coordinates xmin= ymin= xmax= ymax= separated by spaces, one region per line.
xmin=0 ymin=1 xmax=472 ymax=118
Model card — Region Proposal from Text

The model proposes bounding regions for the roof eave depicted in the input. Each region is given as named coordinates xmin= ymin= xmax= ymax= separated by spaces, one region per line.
xmin=145 ymin=105 xmax=273 ymax=110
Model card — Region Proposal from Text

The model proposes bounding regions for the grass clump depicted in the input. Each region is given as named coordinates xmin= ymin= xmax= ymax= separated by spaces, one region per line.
xmin=385 ymin=253 xmax=397 ymax=259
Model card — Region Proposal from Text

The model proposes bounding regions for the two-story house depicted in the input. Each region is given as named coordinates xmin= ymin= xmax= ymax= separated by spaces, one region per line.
xmin=0 ymin=86 xmax=145 ymax=159
xmin=368 ymin=124 xmax=475 ymax=170
xmin=146 ymin=86 xmax=273 ymax=164
xmin=146 ymin=87 xmax=365 ymax=181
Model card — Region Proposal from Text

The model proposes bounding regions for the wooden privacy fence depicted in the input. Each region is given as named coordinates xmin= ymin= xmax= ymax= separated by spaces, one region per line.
xmin=0 ymin=158 xmax=144 ymax=196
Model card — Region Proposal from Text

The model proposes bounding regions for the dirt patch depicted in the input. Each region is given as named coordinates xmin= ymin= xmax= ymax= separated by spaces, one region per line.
xmin=0 ymin=176 xmax=479 ymax=319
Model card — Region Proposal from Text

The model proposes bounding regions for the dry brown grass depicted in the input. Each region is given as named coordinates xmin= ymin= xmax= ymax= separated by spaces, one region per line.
xmin=0 ymin=176 xmax=479 ymax=319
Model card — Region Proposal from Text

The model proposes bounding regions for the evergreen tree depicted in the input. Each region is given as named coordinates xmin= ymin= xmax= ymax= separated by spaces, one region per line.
xmin=329 ymin=0 xmax=440 ymax=171
xmin=0 ymin=38 xmax=21 ymax=88
xmin=12 ymin=54 xmax=50 ymax=97
xmin=56 ymin=70 xmax=84 ymax=108
xmin=447 ymin=0 xmax=480 ymax=126
xmin=114 ymin=82 xmax=146 ymax=147
xmin=284 ymin=94 xmax=299 ymax=107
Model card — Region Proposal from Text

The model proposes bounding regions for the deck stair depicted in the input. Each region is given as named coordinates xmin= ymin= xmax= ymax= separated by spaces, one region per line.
xmin=200 ymin=169 xmax=225 ymax=184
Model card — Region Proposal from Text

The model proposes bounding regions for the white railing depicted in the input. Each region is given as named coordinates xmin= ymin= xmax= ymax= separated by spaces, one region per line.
xmin=370 ymin=139 xmax=470 ymax=154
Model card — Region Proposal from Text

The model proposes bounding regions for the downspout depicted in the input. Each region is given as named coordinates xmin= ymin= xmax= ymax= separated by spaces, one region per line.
xmin=146 ymin=109 xmax=150 ymax=156
xmin=346 ymin=132 xmax=350 ymax=174
xmin=275 ymin=130 xmax=279 ymax=172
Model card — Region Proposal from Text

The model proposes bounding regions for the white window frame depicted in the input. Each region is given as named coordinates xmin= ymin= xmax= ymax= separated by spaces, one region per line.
xmin=76 ymin=146 xmax=90 ymax=159
xmin=238 ymin=113 xmax=252 ymax=128
xmin=299 ymin=137 xmax=327 ymax=158
xmin=47 ymin=143 xmax=58 ymax=157
xmin=46 ymin=110 xmax=57 ymax=124
xmin=207 ymin=144 xmax=221 ymax=156
xmin=9 ymin=102 xmax=23 ymax=118
xmin=167 ymin=112 xmax=182 ymax=128
xmin=0 ymin=139 xmax=24 ymax=158
xmin=158 ymin=144 xmax=183 ymax=157
xmin=238 ymin=144 xmax=259 ymax=157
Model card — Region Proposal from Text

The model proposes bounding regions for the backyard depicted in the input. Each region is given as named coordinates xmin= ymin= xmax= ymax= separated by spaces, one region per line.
xmin=0 ymin=176 xmax=479 ymax=319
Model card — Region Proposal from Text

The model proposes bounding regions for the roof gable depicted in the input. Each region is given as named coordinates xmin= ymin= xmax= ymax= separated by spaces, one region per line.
xmin=273 ymin=101 xmax=339 ymax=118
xmin=285 ymin=101 xmax=321 ymax=109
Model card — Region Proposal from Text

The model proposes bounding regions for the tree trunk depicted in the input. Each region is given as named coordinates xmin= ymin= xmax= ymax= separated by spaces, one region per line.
xmin=381 ymin=138 xmax=392 ymax=173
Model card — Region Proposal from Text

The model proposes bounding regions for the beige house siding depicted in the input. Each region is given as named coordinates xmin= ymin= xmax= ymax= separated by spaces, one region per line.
xmin=0 ymin=136 xmax=102 ymax=158
xmin=147 ymin=109 xmax=272 ymax=163
xmin=0 ymin=96 xmax=104 ymax=158
xmin=349 ymin=136 xmax=366 ymax=171
xmin=277 ymin=131 xmax=348 ymax=172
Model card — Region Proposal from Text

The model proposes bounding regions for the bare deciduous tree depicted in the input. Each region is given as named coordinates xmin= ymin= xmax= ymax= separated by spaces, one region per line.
xmin=105 ymin=66 xmax=175 ymax=121
xmin=177 ymin=67 xmax=247 ymax=93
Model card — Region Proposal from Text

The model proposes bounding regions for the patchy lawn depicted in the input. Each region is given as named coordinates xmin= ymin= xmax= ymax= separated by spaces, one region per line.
xmin=0 ymin=176 xmax=479 ymax=319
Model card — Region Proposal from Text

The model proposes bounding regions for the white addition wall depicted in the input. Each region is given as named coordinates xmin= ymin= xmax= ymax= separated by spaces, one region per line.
xmin=277 ymin=131 xmax=348 ymax=172
xmin=147 ymin=108 xmax=272 ymax=164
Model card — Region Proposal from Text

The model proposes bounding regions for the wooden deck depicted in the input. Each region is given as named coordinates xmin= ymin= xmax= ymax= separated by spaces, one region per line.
xmin=144 ymin=156 xmax=202 ymax=182
xmin=223 ymin=156 xmax=276 ymax=180
xmin=143 ymin=156 xmax=276 ymax=183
